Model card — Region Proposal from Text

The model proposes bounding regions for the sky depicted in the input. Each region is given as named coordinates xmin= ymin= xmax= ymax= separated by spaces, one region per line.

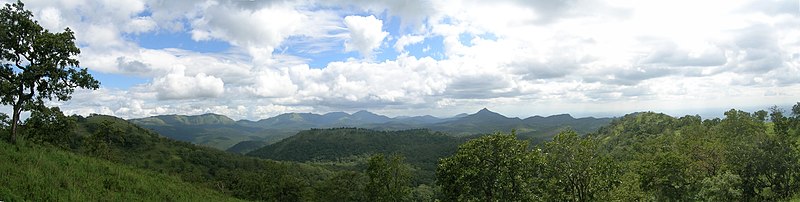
xmin=2 ymin=0 xmax=799 ymax=120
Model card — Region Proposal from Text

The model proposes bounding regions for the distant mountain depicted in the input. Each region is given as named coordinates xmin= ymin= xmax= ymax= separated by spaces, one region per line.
xmin=130 ymin=114 xmax=287 ymax=150
xmin=446 ymin=108 xmax=522 ymax=125
xmin=393 ymin=115 xmax=448 ymax=125
xmin=130 ymin=109 xmax=613 ymax=150
xmin=241 ymin=110 xmax=393 ymax=129
xmin=348 ymin=110 xmax=393 ymax=123
xmin=132 ymin=113 xmax=236 ymax=126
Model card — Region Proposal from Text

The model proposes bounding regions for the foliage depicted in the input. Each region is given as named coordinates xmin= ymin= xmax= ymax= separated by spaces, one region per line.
xmin=540 ymin=130 xmax=618 ymax=201
xmin=366 ymin=154 xmax=412 ymax=201
xmin=20 ymin=107 xmax=76 ymax=149
xmin=0 ymin=140 xmax=240 ymax=201
xmin=0 ymin=1 xmax=99 ymax=142
xmin=435 ymin=104 xmax=800 ymax=201
xmin=589 ymin=105 xmax=800 ymax=201
xmin=437 ymin=132 xmax=540 ymax=202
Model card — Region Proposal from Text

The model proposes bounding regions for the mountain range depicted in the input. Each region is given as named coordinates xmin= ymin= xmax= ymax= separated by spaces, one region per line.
xmin=129 ymin=108 xmax=613 ymax=151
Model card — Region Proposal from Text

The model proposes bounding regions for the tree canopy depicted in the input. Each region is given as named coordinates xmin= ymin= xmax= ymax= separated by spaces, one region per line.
xmin=0 ymin=0 xmax=98 ymax=143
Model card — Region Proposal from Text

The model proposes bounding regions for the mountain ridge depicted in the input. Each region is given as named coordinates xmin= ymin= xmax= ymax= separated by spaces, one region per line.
xmin=129 ymin=108 xmax=614 ymax=150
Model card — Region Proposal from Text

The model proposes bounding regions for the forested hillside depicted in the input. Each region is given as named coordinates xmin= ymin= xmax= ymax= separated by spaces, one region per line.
xmin=436 ymin=106 xmax=800 ymax=201
xmin=248 ymin=128 xmax=470 ymax=184
xmin=5 ymin=111 xmax=338 ymax=201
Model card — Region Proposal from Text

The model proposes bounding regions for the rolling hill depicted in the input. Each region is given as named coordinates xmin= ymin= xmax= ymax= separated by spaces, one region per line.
xmin=247 ymin=128 xmax=470 ymax=184
xmin=130 ymin=109 xmax=612 ymax=150
xmin=129 ymin=114 xmax=290 ymax=150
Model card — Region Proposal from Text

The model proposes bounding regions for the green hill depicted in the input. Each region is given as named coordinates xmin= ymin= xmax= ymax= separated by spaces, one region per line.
xmin=247 ymin=128 xmax=470 ymax=184
xmin=226 ymin=140 xmax=268 ymax=154
xmin=129 ymin=114 xmax=289 ymax=150
xmin=0 ymin=140 xmax=240 ymax=201
xmin=70 ymin=115 xmax=338 ymax=201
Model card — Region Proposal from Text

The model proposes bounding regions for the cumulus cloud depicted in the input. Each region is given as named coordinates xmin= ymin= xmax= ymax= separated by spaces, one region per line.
xmin=189 ymin=2 xmax=306 ymax=63
xmin=394 ymin=34 xmax=425 ymax=52
xmin=151 ymin=66 xmax=225 ymax=100
xmin=344 ymin=15 xmax=389 ymax=59
xmin=1 ymin=0 xmax=797 ymax=120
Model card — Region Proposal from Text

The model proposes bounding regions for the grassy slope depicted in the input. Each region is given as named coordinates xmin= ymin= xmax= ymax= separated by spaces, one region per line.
xmin=0 ymin=140 xmax=241 ymax=202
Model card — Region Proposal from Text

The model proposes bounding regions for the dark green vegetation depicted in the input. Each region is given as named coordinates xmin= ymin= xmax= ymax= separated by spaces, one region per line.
xmin=0 ymin=140 xmax=241 ymax=201
xmin=437 ymin=105 xmax=800 ymax=201
xmin=0 ymin=0 xmax=99 ymax=143
xmin=131 ymin=108 xmax=611 ymax=150
xmin=226 ymin=140 xmax=269 ymax=154
xmin=248 ymin=128 xmax=468 ymax=184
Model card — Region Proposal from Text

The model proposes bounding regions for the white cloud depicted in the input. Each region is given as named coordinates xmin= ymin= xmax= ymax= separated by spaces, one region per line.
xmin=394 ymin=34 xmax=425 ymax=52
xmin=246 ymin=71 xmax=299 ymax=98
xmin=344 ymin=15 xmax=389 ymax=59
xmin=151 ymin=66 xmax=225 ymax=100
xmin=189 ymin=2 xmax=305 ymax=63
xmin=1 ymin=0 xmax=798 ymax=120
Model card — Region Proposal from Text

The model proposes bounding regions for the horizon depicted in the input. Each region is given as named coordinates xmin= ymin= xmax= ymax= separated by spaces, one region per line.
xmin=126 ymin=104 xmax=793 ymax=122
xmin=1 ymin=0 xmax=798 ymax=121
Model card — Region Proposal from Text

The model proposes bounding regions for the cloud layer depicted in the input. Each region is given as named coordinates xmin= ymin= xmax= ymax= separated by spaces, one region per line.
xmin=3 ymin=0 xmax=798 ymax=120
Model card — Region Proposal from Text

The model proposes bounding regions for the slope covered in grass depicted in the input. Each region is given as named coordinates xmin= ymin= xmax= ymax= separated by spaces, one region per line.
xmin=0 ymin=140 xmax=241 ymax=202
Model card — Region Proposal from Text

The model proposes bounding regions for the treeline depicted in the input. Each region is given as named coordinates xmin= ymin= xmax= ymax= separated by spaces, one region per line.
xmin=435 ymin=104 xmax=800 ymax=201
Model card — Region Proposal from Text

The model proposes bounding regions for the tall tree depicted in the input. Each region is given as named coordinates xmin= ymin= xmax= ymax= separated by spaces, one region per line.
xmin=437 ymin=132 xmax=541 ymax=202
xmin=366 ymin=154 xmax=412 ymax=202
xmin=541 ymin=130 xmax=618 ymax=201
xmin=0 ymin=1 xmax=98 ymax=143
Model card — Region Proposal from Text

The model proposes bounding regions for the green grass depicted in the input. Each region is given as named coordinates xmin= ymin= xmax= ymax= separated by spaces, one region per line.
xmin=0 ymin=140 xmax=242 ymax=202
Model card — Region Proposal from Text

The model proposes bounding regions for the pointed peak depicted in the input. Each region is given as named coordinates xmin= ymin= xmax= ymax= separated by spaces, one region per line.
xmin=475 ymin=108 xmax=497 ymax=115
xmin=468 ymin=108 xmax=509 ymax=119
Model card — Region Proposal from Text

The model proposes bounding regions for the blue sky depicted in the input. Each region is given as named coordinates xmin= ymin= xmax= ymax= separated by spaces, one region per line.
xmin=3 ymin=0 xmax=799 ymax=120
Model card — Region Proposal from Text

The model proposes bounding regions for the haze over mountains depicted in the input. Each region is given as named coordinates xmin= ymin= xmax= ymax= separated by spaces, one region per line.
xmin=129 ymin=108 xmax=613 ymax=151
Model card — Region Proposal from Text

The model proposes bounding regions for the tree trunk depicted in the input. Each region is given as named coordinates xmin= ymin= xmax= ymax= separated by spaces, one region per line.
xmin=10 ymin=105 xmax=20 ymax=144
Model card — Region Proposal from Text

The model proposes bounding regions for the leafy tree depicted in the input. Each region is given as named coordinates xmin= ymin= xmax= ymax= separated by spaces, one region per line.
xmin=366 ymin=154 xmax=412 ymax=202
xmin=437 ymin=132 xmax=540 ymax=202
xmin=87 ymin=120 xmax=123 ymax=159
xmin=541 ymin=130 xmax=618 ymax=201
xmin=697 ymin=171 xmax=742 ymax=201
xmin=0 ymin=112 xmax=8 ymax=129
xmin=753 ymin=110 xmax=768 ymax=122
xmin=769 ymin=106 xmax=789 ymax=136
xmin=22 ymin=106 xmax=76 ymax=148
xmin=315 ymin=171 xmax=367 ymax=202
xmin=0 ymin=1 xmax=99 ymax=143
